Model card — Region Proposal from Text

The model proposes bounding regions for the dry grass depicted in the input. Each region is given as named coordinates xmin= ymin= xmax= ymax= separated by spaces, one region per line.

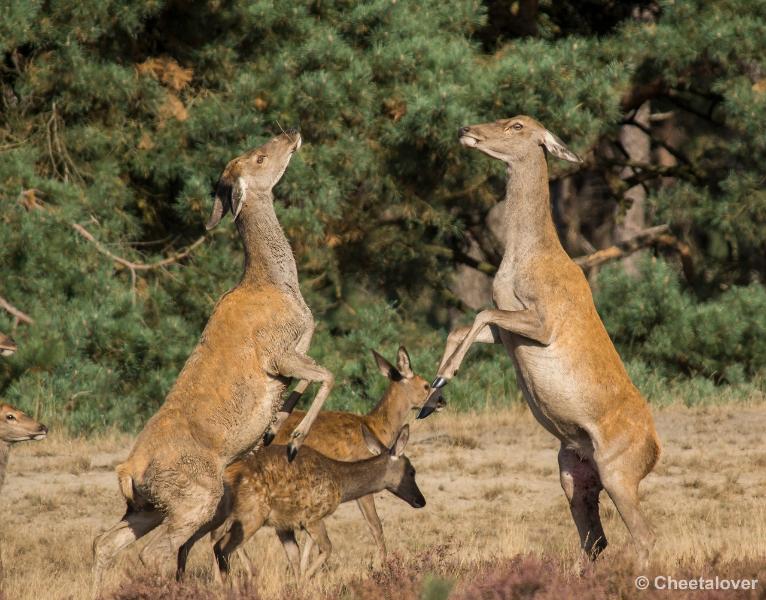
xmin=1 ymin=404 xmax=765 ymax=599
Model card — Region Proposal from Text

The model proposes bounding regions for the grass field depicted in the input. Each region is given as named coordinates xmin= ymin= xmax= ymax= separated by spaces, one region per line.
xmin=1 ymin=403 xmax=764 ymax=599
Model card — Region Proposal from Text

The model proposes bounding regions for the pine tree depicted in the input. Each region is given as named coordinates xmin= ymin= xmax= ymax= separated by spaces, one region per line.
xmin=1 ymin=1 xmax=765 ymax=431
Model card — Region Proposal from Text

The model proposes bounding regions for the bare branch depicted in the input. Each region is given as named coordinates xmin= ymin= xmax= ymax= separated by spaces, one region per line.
xmin=427 ymin=225 xmax=692 ymax=283
xmin=0 ymin=295 xmax=34 ymax=325
xmin=71 ymin=223 xmax=207 ymax=301
xmin=574 ymin=225 xmax=670 ymax=270
xmin=423 ymin=244 xmax=498 ymax=275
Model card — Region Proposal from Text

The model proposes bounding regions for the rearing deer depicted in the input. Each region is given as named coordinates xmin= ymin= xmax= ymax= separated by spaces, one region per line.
xmin=92 ymin=131 xmax=335 ymax=597
xmin=419 ymin=116 xmax=661 ymax=568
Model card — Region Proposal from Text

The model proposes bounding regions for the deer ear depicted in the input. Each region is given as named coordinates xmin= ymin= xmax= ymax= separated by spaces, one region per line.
xmin=396 ymin=346 xmax=413 ymax=378
xmin=391 ymin=424 xmax=410 ymax=457
xmin=372 ymin=350 xmax=402 ymax=381
xmin=205 ymin=176 xmax=246 ymax=230
xmin=542 ymin=130 xmax=582 ymax=164
xmin=361 ymin=424 xmax=386 ymax=456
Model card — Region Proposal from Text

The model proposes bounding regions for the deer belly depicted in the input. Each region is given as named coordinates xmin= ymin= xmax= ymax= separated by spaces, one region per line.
xmin=502 ymin=336 xmax=590 ymax=444
xmin=224 ymin=377 xmax=286 ymax=458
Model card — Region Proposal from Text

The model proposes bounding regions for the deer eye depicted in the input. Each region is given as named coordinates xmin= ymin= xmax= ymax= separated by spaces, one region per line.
xmin=512 ymin=122 xmax=523 ymax=131
xmin=423 ymin=384 xmax=429 ymax=390
xmin=256 ymin=155 xmax=265 ymax=164
xmin=6 ymin=414 xmax=15 ymax=421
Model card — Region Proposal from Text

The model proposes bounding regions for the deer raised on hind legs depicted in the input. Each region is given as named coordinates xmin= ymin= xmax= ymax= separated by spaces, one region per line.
xmin=419 ymin=115 xmax=661 ymax=569
xmin=92 ymin=130 xmax=335 ymax=598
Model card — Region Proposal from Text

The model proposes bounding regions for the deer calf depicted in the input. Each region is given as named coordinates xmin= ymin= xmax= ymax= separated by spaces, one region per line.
xmin=180 ymin=425 xmax=424 ymax=583
xmin=0 ymin=403 xmax=48 ymax=493
xmin=0 ymin=333 xmax=16 ymax=357
xmin=419 ymin=115 xmax=661 ymax=569
xmin=265 ymin=346 xmax=440 ymax=562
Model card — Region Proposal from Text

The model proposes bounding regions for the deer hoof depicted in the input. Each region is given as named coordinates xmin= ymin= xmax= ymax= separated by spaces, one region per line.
xmin=263 ymin=428 xmax=276 ymax=447
xmin=417 ymin=404 xmax=436 ymax=420
xmin=287 ymin=443 xmax=299 ymax=462
xmin=431 ymin=376 xmax=448 ymax=389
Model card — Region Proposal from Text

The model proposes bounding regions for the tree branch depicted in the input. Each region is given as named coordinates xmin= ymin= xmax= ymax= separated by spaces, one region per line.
xmin=71 ymin=223 xmax=207 ymax=300
xmin=573 ymin=224 xmax=670 ymax=270
xmin=423 ymin=244 xmax=498 ymax=275
xmin=427 ymin=225 xmax=692 ymax=282
xmin=0 ymin=295 xmax=34 ymax=325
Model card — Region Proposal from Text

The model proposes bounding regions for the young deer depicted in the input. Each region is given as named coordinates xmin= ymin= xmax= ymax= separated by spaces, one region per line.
xmin=0 ymin=403 xmax=48 ymax=493
xmin=0 ymin=333 xmax=16 ymax=357
xmin=419 ymin=116 xmax=661 ymax=569
xmin=257 ymin=346 xmax=438 ymax=567
xmin=92 ymin=131 xmax=336 ymax=597
xmin=185 ymin=425 xmax=424 ymax=583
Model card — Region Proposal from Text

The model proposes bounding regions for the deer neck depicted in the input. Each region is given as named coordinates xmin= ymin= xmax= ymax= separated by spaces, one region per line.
xmin=367 ymin=386 xmax=410 ymax=447
xmin=236 ymin=190 xmax=300 ymax=295
xmin=0 ymin=442 xmax=10 ymax=490
xmin=500 ymin=153 xmax=562 ymax=266
xmin=335 ymin=454 xmax=389 ymax=503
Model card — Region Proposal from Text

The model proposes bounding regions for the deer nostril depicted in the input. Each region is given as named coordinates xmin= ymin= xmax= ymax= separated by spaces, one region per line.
xmin=39 ymin=425 xmax=48 ymax=433
xmin=285 ymin=128 xmax=299 ymax=136
xmin=458 ymin=126 xmax=470 ymax=137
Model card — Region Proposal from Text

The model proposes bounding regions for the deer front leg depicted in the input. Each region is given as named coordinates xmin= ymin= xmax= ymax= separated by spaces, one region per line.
xmin=263 ymin=380 xmax=310 ymax=446
xmin=274 ymin=353 xmax=334 ymax=461
xmin=418 ymin=308 xmax=549 ymax=419
xmin=263 ymin=324 xmax=315 ymax=445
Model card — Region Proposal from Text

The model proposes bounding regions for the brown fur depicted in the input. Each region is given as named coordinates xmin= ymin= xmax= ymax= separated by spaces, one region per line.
xmin=192 ymin=426 xmax=424 ymax=582
xmin=0 ymin=333 xmax=16 ymax=357
xmin=264 ymin=346 xmax=436 ymax=561
xmin=429 ymin=115 xmax=661 ymax=567
xmin=92 ymin=131 xmax=336 ymax=598
xmin=0 ymin=403 xmax=47 ymax=492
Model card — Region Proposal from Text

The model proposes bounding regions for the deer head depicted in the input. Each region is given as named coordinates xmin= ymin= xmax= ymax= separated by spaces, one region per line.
xmin=0 ymin=403 xmax=47 ymax=444
xmin=372 ymin=346 xmax=446 ymax=413
xmin=206 ymin=129 xmax=302 ymax=230
xmin=458 ymin=115 xmax=581 ymax=165
xmin=362 ymin=424 xmax=426 ymax=509
xmin=0 ymin=333 xmax=17 ymax=357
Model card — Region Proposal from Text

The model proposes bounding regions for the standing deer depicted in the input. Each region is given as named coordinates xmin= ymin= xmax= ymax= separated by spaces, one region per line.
xmin=418 ymin=116 xmax=661 ymax=568
xmin=182 ymin=425 xmax=424 ymax=583
xmin=0 ymin=403 xmax=48 ymax=493
xmin=92 ymin=130 xmax=336 ymax=597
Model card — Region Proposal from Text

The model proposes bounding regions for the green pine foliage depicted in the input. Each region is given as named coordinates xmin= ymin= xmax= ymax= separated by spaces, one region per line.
xmin=1 ymin=1 xmax=765 ymax=432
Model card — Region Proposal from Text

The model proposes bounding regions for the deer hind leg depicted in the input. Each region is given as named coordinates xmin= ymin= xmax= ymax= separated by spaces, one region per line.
xmin=234 ymin=546 xmax=256 ymax=582
xmin=598 ymin=454 xmax=655 ymax=570
xmin=558 ymin=447 xmax=607 ymax=570
xmin=356 ymin=494 xmax=386 ymax=562
xmin=141 ymin=480 xmax=222 ymax=578
xmin=276 ymin=529 xmax=302 ymax=581
xmin=264 ymin=323 xmax=315 ymax=445
xmin=212 ymin=507 xmax=268 ymax=582
xmin=91 ymin=509 xmax=164 ymax=599
xmin=275 ymin=352 xmax=334 ymax=461
xmin=302 ymin=521 xmax=332 ymax=581
xmin=300 ymin=533 xmax=315 ymax=575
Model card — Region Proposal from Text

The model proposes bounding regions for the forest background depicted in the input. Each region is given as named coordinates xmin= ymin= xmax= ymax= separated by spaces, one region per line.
xmin=1 ymin=0 xmax=765 ymax=433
